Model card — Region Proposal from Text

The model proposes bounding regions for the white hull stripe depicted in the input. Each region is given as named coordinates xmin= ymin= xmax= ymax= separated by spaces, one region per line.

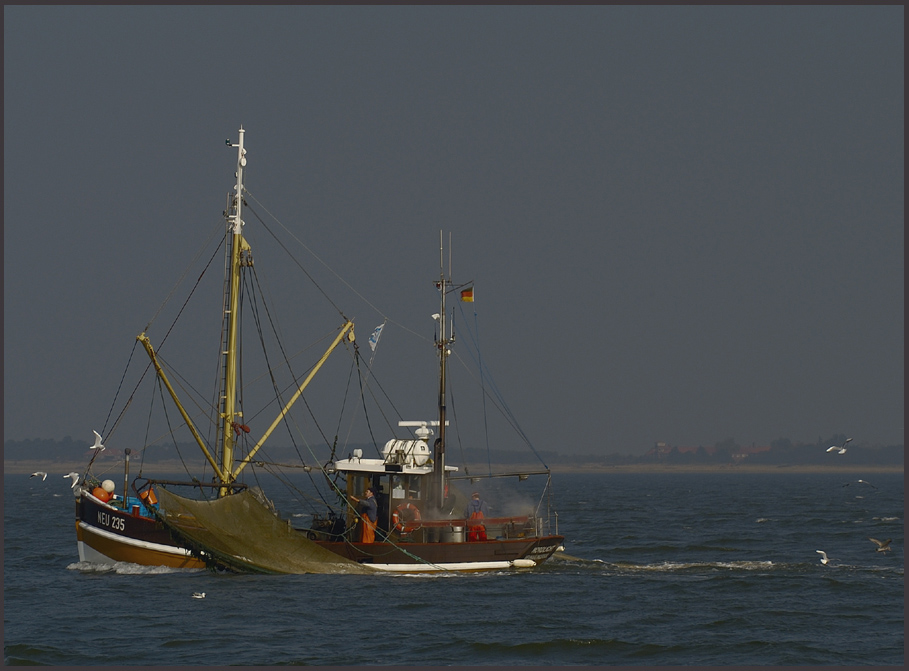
xmin=366 ymin=560 xmax=516 ymax=572
xmin=78 ymin=521 xmax=195 ymax=557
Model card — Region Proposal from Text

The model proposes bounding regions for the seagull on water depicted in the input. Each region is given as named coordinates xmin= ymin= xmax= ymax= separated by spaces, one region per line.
xmin=64 ymin=472 xmax=81 ymax=489
xmin=90 ymin=430 xmax=105 ymax=451
xmin=826 ymin=437 xmax=852 ymax=455
xmin=868 ymin=538 xmax=892 ymax=552
xmin=816 ymin=550 xmax=831 ymax=565
xmin=30 ymin=471 xmax=47 ymax=481
xmin=192 ymin=592 xmax=206 ymax=599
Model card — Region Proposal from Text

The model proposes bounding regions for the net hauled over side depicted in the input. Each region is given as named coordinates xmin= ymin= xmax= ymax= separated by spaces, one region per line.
xmin=154 ymin=487 xmax=376 ymax=574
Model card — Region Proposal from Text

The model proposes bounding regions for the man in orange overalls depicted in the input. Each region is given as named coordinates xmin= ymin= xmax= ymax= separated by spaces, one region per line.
xmin=465 ymin=491 xmax=489 ymax=542
xmin=351 ymin=487 xmax=378 ymax=543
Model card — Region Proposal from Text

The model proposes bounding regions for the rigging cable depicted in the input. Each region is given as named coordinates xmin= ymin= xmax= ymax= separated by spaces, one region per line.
xmin=338 ymin=318 xmax=394 ymax=455
xmin=351 ymin=344 xmax=382 ymax=457
xmin=155 ymin=376 xmax=210 ymax=497
xmin=245 ymin=269 xmax=320 ymax=484
xmin=455 ymin=300 xmax=550 ymax=470
xmin=143 ymin=220 xmax=225 ymax=334
xmin=334 ymin=358 xmax=357 ymax=455
xmin=244 ymin=194 xmax=430 ymax=344
xmin=136 ymin=373 xmax=158 ymax=478
xmin=244 ymin=199 xmax=347 ymax=321
xmin=99 ymin=224 xmax=225 ymax=462
xmin=247 ymin=265 xmax=335 ymax=447
xmin=470 ymin=302 xmax=493 ymax=475
xmin=100 ymin=340 xmax=140 ymax=441
xmin=243 ymin=265 xmax=349 ymax=510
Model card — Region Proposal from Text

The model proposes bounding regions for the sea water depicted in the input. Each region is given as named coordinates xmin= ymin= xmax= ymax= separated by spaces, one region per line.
xmin=3 ymin=471 xmax=903 ymax=665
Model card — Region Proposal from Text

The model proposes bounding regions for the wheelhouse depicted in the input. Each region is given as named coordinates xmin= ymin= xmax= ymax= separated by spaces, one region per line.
xmin=309 ymin=421 xmax=545 ymax=545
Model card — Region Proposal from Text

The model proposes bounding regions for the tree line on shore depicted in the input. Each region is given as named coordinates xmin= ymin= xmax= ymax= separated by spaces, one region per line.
xmin=625 ymin=435 xmax=902 ymax=467
xmin=4 ymin=433 xmax=903 ymax=467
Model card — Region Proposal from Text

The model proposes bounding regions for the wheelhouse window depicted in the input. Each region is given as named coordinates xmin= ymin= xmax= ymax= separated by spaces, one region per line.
xmin=390 ymin=474 xmax=421 ymax=501
xmin=348 ymin=474 xmax=372 ymax=498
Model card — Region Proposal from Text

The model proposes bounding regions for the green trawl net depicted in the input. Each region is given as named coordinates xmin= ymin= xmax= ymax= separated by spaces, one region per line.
xmin=155 ymin=486 xmax=375 ymax=574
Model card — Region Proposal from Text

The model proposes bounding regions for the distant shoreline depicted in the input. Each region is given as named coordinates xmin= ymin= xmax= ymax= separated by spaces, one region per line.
xmin=3 ymin=459 xmax=903 ymax=476
xmin=546 ymin=463 xmax=903 ymax=474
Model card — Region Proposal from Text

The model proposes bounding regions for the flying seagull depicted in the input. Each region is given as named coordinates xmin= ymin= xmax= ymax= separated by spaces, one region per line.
xmin=868 ymin=538 xmax=892 ymax=552
xmin=816 ymin=550 xmax=831 ymax=565
xmin=192 ymin=592 xmax=206 ymax=599
xmin=826 ymin=437 xmax=852 ymax=455
xmin=30 ymin=471 xmax=47 ymax=481
xmin=64 ymin=472 xmax=81 ymax=489
xmin=843 ymin=479 xmax=876 ymax=489
xmin=90 ymin=430 xmax=105 ymax=451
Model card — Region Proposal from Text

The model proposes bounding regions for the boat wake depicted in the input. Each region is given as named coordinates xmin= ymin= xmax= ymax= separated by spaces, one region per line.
xmin=549 ymin=553 xmax=904 ymax=576
xmin=548 ymin=555 xmax=776 ymax=572
xmin=611 ymin=560 xmax=776 ymax=572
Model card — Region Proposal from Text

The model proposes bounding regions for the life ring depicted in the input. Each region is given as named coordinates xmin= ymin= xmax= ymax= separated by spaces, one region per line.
xmin=392 ymin=502 xmax=422 ymax=534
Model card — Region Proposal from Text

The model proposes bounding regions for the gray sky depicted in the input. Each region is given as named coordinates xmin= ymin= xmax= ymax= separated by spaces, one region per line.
xmin=4 ymin=5 xmax=903 ymax=456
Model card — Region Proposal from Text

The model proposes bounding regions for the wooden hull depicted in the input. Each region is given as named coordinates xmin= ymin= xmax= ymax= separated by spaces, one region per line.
xmin=75 ymin=492 xmax=205 ymax=569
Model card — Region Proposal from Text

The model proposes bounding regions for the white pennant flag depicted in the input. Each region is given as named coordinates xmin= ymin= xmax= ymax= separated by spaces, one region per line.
xmin=368 ymin=323 xmax=385 ymax=352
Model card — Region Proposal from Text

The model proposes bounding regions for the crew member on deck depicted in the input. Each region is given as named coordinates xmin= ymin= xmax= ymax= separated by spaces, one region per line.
xmin=351 ymin=487 xmax=378 ymax=543
xmin=465 ymin=491 xmax=489 ymax=542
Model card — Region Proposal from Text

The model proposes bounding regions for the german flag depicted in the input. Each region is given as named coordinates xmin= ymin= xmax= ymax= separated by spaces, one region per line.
xmin=460 ymin=287 xmax=474 ymax=302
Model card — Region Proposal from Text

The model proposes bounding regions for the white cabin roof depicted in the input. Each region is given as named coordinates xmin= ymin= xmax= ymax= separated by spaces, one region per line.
xmin=331 ymin=457 xmax=458 ymax=475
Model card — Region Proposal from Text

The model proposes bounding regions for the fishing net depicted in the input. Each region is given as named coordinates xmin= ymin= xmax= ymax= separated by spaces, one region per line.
xmin=155 ymin=486 xmax=375 ymax=574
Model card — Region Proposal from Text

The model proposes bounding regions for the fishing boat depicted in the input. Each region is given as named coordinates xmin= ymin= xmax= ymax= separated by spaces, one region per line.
xmin=73 ymin=127 xmax=563 ymax=574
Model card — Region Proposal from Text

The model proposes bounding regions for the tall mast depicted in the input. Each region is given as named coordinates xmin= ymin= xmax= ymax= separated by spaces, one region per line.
xmin=220 ymin=127 xmax=248 ymax=494
xmin=434 ymin=231 xmax=450 ymax=509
